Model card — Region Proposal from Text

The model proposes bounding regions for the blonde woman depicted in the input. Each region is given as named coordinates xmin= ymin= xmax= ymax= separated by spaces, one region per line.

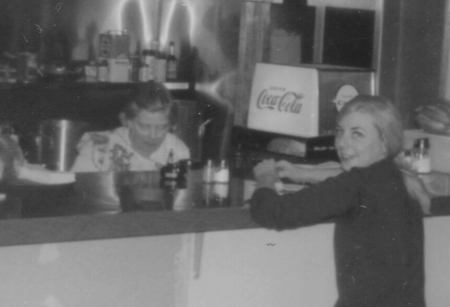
xmin=250 ymin=95 xmax=426 ymax=307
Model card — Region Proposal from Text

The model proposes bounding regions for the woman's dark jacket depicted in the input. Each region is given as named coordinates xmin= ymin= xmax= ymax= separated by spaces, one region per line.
xmin=250 ymin=159 xmax=425 ymax=307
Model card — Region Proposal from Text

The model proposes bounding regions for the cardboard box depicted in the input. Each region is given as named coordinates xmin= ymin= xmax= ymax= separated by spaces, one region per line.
xmin=247 ymin=63 xmax=375 ymax=137
xmin=107 ymin=58 xmax=130 ymax=83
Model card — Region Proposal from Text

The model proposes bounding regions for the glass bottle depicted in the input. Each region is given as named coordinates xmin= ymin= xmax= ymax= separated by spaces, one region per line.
xmin=203 ymin=159 xmax=214 ymax=183
xmin=166 ymin=41 xmax=178 ymax=81
xmin=233 ymin=144 xmax=244 ymax=175
xmin=97 ymin=59 xmax=108 ymax=82
xmin=155 ymin=42 xmax=167 ymax=82
xmin=141 ymin=41 xmax=156 ymax=81
xmin=202 ymin=183 xmax=214 ymax=207
xmin=214 ymin=159 xmax=230 ymax=183
xmin=212 ymin=182 xmax=229 ymax=207
xmin=148 ymin=41 xmax=159 ymax=79
xmin=160 ymin=149 xmax=178 ymax=188
xmin=176 ymin=159 xmax=191 ymax=189
xmin=413 ymin=137 xmax=431 ymax=174
xmin=131 ymin=41 xmax=141 ymax=82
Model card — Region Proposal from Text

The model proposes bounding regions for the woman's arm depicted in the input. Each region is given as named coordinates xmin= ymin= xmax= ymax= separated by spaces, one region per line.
xmin=395 ymin=154 xmax=433 ymax=215
xmin=275 ymin=160 xmax=342 ymax=183
xmin=250 ymin=168 xmax=359 ymax=229
xmin=401 ymin=169 xmax=431 ymax=214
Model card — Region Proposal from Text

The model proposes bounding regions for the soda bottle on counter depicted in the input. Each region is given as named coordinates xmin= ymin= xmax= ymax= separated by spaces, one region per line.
xmin=176 ymin=159 xmax=191 ymax=189
xmin=214 ymin=159 xmax=230 ymax=183
xmin=212 ymin=182 xmax=230 ymax=207
xmin=202 ymin=183 xmax=214 ymax=207
xmin=166 ymin=41 xmax=178 ymax=81
xmin=203 ymin=159 xmax=214 ymax=183
xmin=232 ymin=144 xmax=245 ymax=176
xmin=160 ymin=149 xmax=178 ymax=188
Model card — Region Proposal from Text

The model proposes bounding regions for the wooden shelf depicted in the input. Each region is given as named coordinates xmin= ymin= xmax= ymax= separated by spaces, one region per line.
xmin=0 ymin=81 xmax=191 ymax=90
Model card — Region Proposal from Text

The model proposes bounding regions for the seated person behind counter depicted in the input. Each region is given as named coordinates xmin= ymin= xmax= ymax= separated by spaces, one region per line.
xmin=72 ymin=81 xmax=190 ymax=172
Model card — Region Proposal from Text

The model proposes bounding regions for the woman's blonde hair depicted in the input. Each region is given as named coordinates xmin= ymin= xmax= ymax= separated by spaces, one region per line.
xmin=337 ymin=95 xmax=404 ymax=158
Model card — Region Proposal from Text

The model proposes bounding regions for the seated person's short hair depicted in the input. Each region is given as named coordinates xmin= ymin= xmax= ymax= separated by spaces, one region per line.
xmin=121 ymin=81 xmax=178 ymax=124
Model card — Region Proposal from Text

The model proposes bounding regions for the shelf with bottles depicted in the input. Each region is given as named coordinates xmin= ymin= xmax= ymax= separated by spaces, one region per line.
xmin=75 ymin=81 xmax=193 ymax=93
xmin=128 ymin=39 xmax=186 ymax=84
xmin=0 ymin=36 xmax=195 ymax=89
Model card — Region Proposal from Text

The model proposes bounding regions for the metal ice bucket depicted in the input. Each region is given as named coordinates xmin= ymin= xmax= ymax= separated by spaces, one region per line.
xmin=36 ymin=119 xmax=89 ymax=171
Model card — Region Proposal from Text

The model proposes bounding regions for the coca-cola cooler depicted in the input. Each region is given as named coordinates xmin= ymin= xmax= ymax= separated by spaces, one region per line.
xmin=231 ymin=63 xmax=375 ymax=174
xmin=247 ymin=63 xmax=375 ymax=137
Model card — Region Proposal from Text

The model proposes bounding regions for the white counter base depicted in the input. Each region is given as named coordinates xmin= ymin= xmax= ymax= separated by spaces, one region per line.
xmin=0 ymin=217 xmax=448 ymax=307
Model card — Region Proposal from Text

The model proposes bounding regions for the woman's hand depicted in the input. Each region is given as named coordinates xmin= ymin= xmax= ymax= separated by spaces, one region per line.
xmin=253 ymin=159 xmax=279 ymax=190
xmin=275 ymin=160 xmax=297 ymax=181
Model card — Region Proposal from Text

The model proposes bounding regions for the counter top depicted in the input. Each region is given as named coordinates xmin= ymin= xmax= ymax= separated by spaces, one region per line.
xmin=0 ymin=170 xmax=259 ymax=247
xmin=0 ymin=205 xmax=256 ymax=247
xmin=0 ymin=169 xmax=449 ymax=247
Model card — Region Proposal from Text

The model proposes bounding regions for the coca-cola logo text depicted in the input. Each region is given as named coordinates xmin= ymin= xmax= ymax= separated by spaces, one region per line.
xmin=256 ymin=89 xmax=303 ymax=114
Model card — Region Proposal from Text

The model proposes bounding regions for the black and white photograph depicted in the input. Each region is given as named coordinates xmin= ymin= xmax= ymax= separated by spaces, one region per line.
xmin=0 ymin=0 xmax=449 ymax=306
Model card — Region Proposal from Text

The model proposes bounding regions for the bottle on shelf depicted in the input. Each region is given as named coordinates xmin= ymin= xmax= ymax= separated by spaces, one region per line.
xmin=155 ymin=42 xmax=167 ymax=82
xmin=138 ymin=62 xmax=148 ymax=82
xmin=131 ymin=41 xmax=142 ymax=82
xmin=166 ymin=41 xmax=178 ymax=81
xmin=140 ymin=41 xmax=157 ymax=82
xmin=84 ymin=60 xmax=97 ymax=82
xmin=84 ymin=43 xmax=98 ymax=82
xmin=97 ymin=59 xmax=108 ymax=82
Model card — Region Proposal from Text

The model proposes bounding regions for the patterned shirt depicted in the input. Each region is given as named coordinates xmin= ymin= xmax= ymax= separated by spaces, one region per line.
xmin=71 ymin=127 xmax=190 ymax=172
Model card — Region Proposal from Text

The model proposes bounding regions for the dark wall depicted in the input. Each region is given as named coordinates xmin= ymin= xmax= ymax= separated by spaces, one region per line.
xmin=379 ymin=0 xmax=446 ymax=127
xmin=323 ymin=7 xmax=374 ymax=68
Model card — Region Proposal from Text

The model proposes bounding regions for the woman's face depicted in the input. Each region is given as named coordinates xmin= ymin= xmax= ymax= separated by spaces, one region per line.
xmin=335 ymin=111 xmax=388 ymax=171
xmin=127 ymin=109 xmax=171 ymax=151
